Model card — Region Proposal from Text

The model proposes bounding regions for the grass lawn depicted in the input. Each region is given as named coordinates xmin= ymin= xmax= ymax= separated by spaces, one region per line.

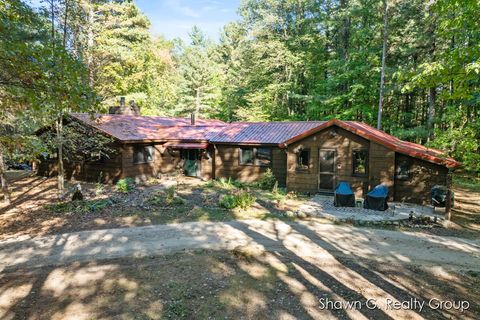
xmin=1 ymin=248 xmax=479 ymax=319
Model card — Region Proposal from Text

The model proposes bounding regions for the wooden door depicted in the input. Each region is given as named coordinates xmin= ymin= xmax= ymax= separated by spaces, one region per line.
xmin=319 ymin=150 xmax=335 ymax=191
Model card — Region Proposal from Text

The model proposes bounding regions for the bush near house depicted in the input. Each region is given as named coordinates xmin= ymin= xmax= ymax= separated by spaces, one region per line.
xmin=219 ymin=190 xmax=256 ymax=210
xmin=116 ymin=178 xmax=135 ymax=193
xmin=257 ymin=169 xmax=277 ymax=190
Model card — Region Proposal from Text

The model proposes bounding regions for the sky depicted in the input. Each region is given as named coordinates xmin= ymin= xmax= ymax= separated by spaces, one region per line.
xmin=135 ymin=0 xmax=241 ymax=43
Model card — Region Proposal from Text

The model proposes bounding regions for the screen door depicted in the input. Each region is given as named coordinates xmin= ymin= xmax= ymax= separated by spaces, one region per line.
xmin=319 ymin=150 xmax=335 ymax=190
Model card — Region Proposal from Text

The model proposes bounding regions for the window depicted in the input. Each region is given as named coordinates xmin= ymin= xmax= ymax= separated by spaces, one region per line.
xmin=133 ymin=145 xmax=154 ymax=164
xmin=86 ymin=151 xmax=107 ymax=163
xmin=256 ymin=148 xmax=272 ymax=166
xmin=296 ymin=149 xmax=310 ymax=170
xmin=239 ymin=147 xmax=272 ymax=166
xmin=396 ymin=160 xmax=411 ymax=180
xmin=240 ymin=147 xmax=254 ymax=165
xmin=352 ymin=150 xmax=368 ymax=176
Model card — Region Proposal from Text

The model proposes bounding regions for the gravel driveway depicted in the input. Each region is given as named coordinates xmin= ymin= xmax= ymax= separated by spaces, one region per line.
xmin=1 ymin=220 xmax=479 ymax=272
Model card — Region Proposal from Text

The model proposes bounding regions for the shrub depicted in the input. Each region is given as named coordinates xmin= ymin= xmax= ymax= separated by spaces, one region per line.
xmin=95 ymin=182 xmax=105 ymax=196
xmin=215 ymin=177 xmax=247 ymax=189
xmin=147 ymin=186 xmax=186 ymax=206
xmin=164 ymin=185 xmax=176 ymax=203
xmin=257 ymin=168 xmax=277 ymax=190
xmin=216 ymin=177 xmax=236 ymax=189
xmin=45 ymin=198 xmax=113 ymax=214
xmin=116 ymin=178 xmax=134 ymax=193
xmin=171 ymin=196 xmax=186 ymax=205
xmin=219 ymin=190 xmax=256 ymax=209
xmin=219 ymin=194 xmax=237 ymax=209
xmin=235 ymin=190 xmax=256 ymax=209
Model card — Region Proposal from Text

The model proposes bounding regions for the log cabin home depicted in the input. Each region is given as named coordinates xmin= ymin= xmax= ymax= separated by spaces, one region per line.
xmin=38 ymin=106 xmax=460 ymax=205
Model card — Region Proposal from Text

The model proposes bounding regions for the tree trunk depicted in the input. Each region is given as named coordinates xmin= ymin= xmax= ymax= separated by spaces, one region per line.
xmin=340 ymin=0 xmax=351 ymax=110
xmin=63 ymin=0 xmax=69 ymax=47
xmin=0 ymin=149 xmax=10 ymax=204
xmin=56 ymin=115 xmax=65 ymax=197
xmin=86 ymin=2 xmax=94 ymax=86
xmin=427 ymin=87 xmax=436 ymax=141
xmin=377 ymin=0 xmax=388 ymax=130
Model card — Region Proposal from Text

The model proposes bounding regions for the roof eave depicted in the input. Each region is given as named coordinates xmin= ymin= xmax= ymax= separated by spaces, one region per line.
xmin=281 ymin=118 xmax=460 ymax=169
xmin=210 ymin=141 xmax=281 ymax=147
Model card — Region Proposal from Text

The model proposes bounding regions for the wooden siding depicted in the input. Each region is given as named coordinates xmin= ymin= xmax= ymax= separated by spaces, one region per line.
xmin=122 ymin=143 xmax=213 ymax=181
xmin=368 ymin=142 xmax=395 ymax=196
xmin=200 ymin=146 xmax=215 ymax=180
xmin=286 ymin=126 xmax=370 ymax=196
xmin=214 ymin=145 xmax=287 ymax=186
xmin=394 ymin=153 xmax=448 ymax=204
xmin=37 ymin=147 xmax=123 ymax=184
xmin=122 ymin=144 xmax=159 ymax=181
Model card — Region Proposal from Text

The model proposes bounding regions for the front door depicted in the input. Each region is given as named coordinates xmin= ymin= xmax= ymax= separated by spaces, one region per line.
xmin=319 ymin=150 xmax=335 ymax=191
xmin=183 ymin=149 xmax=199 ymax=177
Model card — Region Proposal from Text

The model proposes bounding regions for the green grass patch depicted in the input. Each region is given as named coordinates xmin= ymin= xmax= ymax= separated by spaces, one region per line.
xmin=45 ymin=198 xmax=114 ymax=214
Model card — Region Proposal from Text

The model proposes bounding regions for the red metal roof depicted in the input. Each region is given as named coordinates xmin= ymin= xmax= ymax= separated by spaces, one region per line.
xmin=71 ymin=113 xmax=459 ymax=168
xmin=281 ymin=119 xmax=461 ymax=168
xmin=71 ymin=113 xmax=226 ymax=142
xmin=209 ymin=121 xmax=326 ymax=145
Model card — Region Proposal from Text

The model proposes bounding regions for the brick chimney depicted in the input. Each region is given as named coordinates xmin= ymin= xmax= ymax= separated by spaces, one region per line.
xmin=129 ymin=100 xmax=141 ymax=116
xmin=108 ymin=97 xmax=140 ymax=116
xmin=190 ymin=113 xmax=196 ymax=125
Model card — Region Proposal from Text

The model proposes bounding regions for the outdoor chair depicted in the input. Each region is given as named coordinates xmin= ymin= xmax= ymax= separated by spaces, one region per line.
xmin=334 ymin=181 xmax=355 ymax=207
xmin=363 ymin=184 xmax=389 ymax=211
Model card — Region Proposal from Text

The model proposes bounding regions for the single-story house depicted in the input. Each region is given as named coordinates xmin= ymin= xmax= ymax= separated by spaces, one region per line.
xmin=37 ymin=107 xmax=460 ymax=204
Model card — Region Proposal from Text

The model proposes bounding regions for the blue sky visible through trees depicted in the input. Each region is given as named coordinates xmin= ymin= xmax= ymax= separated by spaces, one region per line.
xmin=135 ymin=0 xmax=240 ymax=42
xmin=27 ymin=0 xmax=240 ymax=42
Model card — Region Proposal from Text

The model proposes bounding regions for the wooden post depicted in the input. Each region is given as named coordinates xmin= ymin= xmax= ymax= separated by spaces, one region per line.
xmin=445 ymin=189 xmax=451 ymax=221
xmin=445 ymin=169 xmax=453 ymax=220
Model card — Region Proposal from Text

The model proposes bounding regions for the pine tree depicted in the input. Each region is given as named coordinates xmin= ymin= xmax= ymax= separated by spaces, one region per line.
xmin=174 ymin=26 xmax=222 ymax=118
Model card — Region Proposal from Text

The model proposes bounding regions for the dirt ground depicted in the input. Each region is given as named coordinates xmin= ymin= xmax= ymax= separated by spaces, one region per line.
xmin=1 ymin=171 xmax=480 ymax=240
xmin=0 ymin=171 xmax=306 ymax=241
xmin=1 ymin=249 xmax=479 ymax=320
xmin=1 ymin=172 xmax=480 ymax=319
xmin=368 ymin=186 xmax=480 ymax=239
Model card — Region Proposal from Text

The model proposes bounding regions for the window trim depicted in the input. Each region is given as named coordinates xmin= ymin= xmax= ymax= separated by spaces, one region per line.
xmin=133 ymin=145 xmax=154 ymax=164
xmin=239 ymin=147 xmax=272 ymax=167
xmin=352 ymin=149 xmax=368 ymax=177
xmin=296 ymin=148 xmax=311 ymax=172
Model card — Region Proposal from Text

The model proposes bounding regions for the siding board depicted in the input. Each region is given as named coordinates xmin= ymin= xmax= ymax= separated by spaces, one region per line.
xmin=287 ymin=126 xmax=370 ymax=196
xmin=214 ymin=145 xmax=287 ymax=186
xmin=394 ymin=153 xmax=448 ymax=204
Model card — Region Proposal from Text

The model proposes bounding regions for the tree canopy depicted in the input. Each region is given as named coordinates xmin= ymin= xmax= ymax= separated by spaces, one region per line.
xmin=1 ymin=0 xmax=479 ymax=175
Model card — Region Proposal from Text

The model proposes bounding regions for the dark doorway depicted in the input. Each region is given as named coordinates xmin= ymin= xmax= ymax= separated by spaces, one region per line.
xmin=182 ymin=149 xmax=200 ymax=177
xmin=319 ymin=150 xmax=335 ymax=191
